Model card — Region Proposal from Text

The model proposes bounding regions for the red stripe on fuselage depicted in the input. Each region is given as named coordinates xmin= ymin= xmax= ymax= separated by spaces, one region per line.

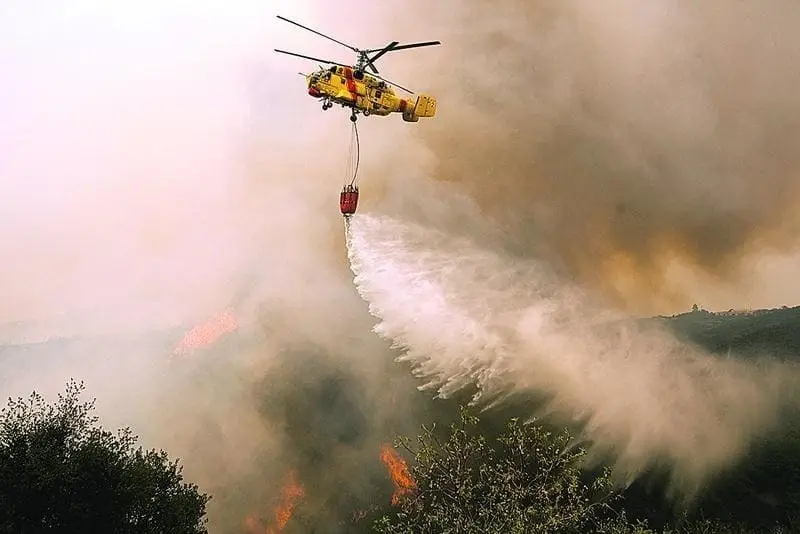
xmin=343 ymin=66 xmax=357 ymax=99
xmin=399 ymin=100 xmax=408 ymax=112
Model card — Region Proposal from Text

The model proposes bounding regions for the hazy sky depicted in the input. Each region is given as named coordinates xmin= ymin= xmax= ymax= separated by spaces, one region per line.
xmin=1 ymin=0 xmax=320 ymax=334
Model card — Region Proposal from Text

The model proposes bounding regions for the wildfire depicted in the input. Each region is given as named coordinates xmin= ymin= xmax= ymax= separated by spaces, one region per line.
xmin=244 ymin=446 xmax=415 ymax=531
xmin=379 ymin=444 xmax=416 ymax=505
xmin=273 ymin=470 xmax=305 ymax=530
xmin=174 ymin=308 xmax=238 ymax=354
xmin=245 ymin=469 xmax=306 ymax=533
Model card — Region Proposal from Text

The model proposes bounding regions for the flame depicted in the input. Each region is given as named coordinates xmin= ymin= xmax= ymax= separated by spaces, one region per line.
xmin=244 ymin=469 xmax=306 ymax=533
xmin=379 ymin=444 xmax=416 ymax=505
xmin=174 ymin=308 xmax=238 ymax=354
xmin=273 ymin=470 xmax=305 ymax=529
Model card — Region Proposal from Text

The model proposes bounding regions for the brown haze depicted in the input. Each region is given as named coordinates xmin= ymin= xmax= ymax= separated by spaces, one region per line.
xmin=385 ymin=0 xmax=800 ymax=312
xmin=2 ymin=0 xmax=800 ymax=532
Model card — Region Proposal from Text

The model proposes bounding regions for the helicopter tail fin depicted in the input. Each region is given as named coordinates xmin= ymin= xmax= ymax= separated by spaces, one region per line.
xmin=402 ymin=94 xmax=437 ymax=122
xmin=414 ymin=94 xmax=437 ymax=118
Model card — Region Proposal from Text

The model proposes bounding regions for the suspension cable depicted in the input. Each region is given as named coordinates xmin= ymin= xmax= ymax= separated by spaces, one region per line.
xmin=347 ymin=120 xmax=360 ymax=187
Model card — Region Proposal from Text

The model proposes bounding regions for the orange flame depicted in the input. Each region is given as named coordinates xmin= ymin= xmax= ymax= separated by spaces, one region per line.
xmin=244 ymin=469 xmax=306 ymax=533
xmin=274 ymin=470 xmax=305 ymax=529
xmin=379 ymin=444 xmax=416 ymax=505
xmin=174 ymin=308 xmax=238 ymax=354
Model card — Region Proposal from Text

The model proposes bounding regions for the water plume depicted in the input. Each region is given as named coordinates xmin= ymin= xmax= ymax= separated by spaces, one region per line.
xmin=345 ymin=195 xmax=794 ymax=498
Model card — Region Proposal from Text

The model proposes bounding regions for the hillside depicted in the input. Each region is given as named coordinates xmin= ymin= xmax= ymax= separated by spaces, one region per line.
xmin=625 ymin=306 xmax=800 ymax=530
xmin=0 ymin=306 xmax=798 ymax=531
xmin=657 ymin=305 xmax=800 ymax=360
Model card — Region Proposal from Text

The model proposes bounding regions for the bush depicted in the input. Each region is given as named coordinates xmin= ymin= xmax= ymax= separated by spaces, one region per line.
xmin=0 ymin=379 xmax=210 ymax=533
xmin=374 ymin=407 xmax=650 ymax=534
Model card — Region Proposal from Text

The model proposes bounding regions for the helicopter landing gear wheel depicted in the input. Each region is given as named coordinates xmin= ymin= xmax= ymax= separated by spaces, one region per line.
xmin=350 ymin=112 xmax=357 ymax=122
xmin=322 ymin=102 xmax=331 ymax=110
xmin=363 ymin=109 xmax=370 ymax=116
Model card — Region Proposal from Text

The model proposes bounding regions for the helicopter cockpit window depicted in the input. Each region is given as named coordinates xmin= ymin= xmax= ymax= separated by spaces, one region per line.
xmin=329 ymin=66 xmax=336 ymax=72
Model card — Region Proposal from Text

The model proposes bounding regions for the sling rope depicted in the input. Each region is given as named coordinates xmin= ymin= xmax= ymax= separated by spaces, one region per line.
xmin=344 ymin=119 xmax=360 ymax=187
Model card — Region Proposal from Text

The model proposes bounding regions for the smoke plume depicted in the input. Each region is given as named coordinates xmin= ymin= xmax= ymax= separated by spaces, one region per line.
xmin=386 ymin=0 xmax=800 ymax=312
xmin=339 ymin=0 xmax=800 ymax=499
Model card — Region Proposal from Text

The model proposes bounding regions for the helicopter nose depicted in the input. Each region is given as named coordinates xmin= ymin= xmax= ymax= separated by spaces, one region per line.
xmin=308 ymin=86 xmax=322 ymax=97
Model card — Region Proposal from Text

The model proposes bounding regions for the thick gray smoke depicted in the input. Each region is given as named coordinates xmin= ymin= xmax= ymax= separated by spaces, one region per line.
xmin=345 ymin=181 xmax=797 ymax=497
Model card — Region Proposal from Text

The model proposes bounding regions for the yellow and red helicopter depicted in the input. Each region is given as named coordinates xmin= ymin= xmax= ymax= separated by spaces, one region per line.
xmin=274 ymin=15 xmax=440 ymax=123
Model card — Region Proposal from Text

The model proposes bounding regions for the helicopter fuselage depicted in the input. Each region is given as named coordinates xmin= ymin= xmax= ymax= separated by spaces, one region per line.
xmin=306 ymin=65 xmax=436 ymax=122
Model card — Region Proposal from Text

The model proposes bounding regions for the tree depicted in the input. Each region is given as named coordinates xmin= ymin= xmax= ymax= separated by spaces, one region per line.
xmin=0 ymin=379 xmax=210 ymax=533
xmin=373 ymin=407 xmax=651 ymax=534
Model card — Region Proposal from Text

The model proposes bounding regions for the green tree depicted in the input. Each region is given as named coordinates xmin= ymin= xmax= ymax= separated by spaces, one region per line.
xmin=0 ymin=379 xmax=210 ymax=533
xmin=374 ymin=407 xmax=651 ymax=534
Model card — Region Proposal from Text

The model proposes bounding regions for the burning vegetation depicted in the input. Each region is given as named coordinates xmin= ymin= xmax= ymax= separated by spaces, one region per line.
xmin=241 ymin=445 xmax=416 ymax=532
xmin=244 ymin=470 xmax=306 ymax=533
xmin=174 ymin=309 xmax=422 ymax=531
xmin=379 ymin=444 xmax=416 ymax=506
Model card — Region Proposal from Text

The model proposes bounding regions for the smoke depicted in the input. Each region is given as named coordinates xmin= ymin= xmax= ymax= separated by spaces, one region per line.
xmin=385 ymin=0 xmax=800 ymax=312
xmin=3 ymin=0 xmax=800 ymax=531
xmin=345 ymin=181 xmax=798 ymax=497
xmin=336 ymin=0 xmax=800 ymax=501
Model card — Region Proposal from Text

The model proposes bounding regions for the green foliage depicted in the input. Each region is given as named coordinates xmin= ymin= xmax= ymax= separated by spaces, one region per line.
xmin=374 ymin=407 xmax=647 ymax=534
xmin=0 ymin=379 xmax=210 ymax=534
xmin=661 ymin=306 xmax=800 ymax=359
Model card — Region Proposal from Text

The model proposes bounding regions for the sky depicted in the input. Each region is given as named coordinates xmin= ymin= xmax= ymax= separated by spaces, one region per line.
xmin=0 ymin=0 xmax=355 ymax=333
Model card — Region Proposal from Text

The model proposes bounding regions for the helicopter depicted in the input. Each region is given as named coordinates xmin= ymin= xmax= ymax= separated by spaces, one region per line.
xmin=274 ymin=15 xmax=440 ymax=123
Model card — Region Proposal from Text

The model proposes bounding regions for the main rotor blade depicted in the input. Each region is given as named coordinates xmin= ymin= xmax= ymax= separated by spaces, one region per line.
xmin=364 ymin=41 xmax=399 ymax=73
xmin=387 ymin=40 xmax=441 ymax=51
xmin=274 ymin=49 xmax=339 ymax=65
xmin=276 ymin=15 xmax=358 ymax=53
xmin=364 ymin=40 xmax=441 ymax=53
